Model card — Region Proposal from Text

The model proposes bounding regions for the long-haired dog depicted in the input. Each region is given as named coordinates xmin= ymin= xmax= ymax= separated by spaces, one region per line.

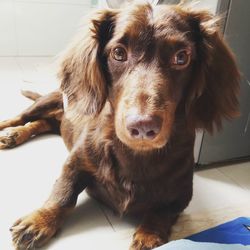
xmin=0 ymin=3 xmax=240 ymax=250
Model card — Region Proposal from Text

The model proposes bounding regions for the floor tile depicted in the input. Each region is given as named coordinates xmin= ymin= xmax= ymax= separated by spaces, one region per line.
xmin=16 ymin=57 xmax=59 ymax=92
xmin=186 ymin=168 xmax=250 ymax=214
xmin=217 ymin=161 xmax=250 ymax=192
xmin=0 ymin=57 xmax=28 ymax=119
xmin=1 ymin=57 xmax=250 ymax=250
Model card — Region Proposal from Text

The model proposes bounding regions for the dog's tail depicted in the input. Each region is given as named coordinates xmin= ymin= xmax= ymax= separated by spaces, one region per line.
xmin=21 ymin=90 xmax=42 ymax=101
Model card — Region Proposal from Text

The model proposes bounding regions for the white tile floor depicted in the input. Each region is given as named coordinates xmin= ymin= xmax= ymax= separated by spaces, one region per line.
xmin=0 ymin=57 xmax=250 ymax=250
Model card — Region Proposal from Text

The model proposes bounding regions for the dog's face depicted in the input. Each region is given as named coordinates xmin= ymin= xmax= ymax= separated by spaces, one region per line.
xmin=106 ymin=4 xmax=196 ymax=151
xmin=59 ymin=3 xmax=240 ymax=152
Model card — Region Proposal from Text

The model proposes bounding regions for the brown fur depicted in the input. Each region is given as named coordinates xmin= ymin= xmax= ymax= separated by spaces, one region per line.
xmin=0 ymin=3 xmax=240 ymax=250
xmin=0 ymin=120 xmax=51 ymax=149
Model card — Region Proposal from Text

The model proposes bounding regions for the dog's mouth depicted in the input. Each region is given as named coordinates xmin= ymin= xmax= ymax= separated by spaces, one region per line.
xmin=121 ymin=136 xmax=169 ymax=151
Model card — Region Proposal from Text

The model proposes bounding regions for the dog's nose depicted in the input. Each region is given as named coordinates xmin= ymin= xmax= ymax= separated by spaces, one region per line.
xmin=126 ymin=115 xmax=162 ymax=140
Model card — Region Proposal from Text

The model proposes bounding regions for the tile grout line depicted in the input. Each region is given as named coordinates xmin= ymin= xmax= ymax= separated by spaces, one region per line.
xmin=97 ymin=204 xmax=116 ymax=232
xmin=216 ymin=167 xmax=250 ymax=193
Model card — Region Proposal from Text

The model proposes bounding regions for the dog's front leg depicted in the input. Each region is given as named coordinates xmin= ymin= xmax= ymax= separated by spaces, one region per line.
xmin=10 ymin=151 xmax=91 ymax=250
xmin=130 ymin=210 xmax=179 ymax=250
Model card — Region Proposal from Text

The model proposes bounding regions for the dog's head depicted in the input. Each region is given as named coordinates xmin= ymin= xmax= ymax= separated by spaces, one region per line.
xmin=59 ymin=3 xmax=240 ymax=152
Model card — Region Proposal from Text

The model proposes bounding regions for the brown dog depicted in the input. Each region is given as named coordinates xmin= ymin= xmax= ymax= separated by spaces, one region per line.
xmin=0 ymin=3 xmax=240 ymax=250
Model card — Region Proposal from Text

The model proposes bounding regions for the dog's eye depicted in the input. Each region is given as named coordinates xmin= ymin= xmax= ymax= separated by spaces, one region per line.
xmin=171 ymin=49 xmax=191 ymax=69
xmin=111 ymin=47 xmax=127 ymax=61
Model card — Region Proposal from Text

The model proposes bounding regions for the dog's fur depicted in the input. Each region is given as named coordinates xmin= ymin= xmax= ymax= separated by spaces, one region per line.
xmin=0 ymin=3 xmax=240 ymax=250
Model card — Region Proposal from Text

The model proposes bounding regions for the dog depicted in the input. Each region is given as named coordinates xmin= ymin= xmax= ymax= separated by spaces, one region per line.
xmin=0 ymin=2 xmax=240 ymax=250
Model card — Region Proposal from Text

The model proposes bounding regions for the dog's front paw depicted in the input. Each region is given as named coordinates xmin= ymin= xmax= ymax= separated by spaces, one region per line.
xmin=130 ymin=229 xmax=165 ymax=250
xmin=10 ymin=208 xmax=60 ymax=249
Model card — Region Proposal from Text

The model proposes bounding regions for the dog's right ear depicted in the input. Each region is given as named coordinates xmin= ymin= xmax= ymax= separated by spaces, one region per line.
xmin=58 ymin=10 xmax=118 ymax=115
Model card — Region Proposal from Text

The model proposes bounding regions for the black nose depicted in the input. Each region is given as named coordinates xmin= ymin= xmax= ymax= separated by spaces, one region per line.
xmin=126 ymin=115 xmax=162 ymax=140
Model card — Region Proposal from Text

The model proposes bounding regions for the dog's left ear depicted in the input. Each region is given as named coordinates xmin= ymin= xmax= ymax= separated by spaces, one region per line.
xmin=58 ymin=10 xmax=117 ymax=115
xmin=186 ymin=10 xmax=240 ymax=133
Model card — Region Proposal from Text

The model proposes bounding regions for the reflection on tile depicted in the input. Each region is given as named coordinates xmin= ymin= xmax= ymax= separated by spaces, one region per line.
xmin=0 ymin=58 xmax=27 ymax=119
xmin=218 ymin=161 xmax=250 ymax=191
xmin=186 ymin=168 xmax=250 ymax=213
xmin=16 ymin=57 xmax=59 ymax=93
xmin=172 ymin=201 xmax=250 ymax=240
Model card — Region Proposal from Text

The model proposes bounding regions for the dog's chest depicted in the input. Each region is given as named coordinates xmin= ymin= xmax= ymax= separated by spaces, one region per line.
xmin=86 ymin=132 xmax=194 ymax=215
xmin=89 ymin=174 xmax=173 ymax=215
xmin=89 ymin=154 xmax=181 ymax=216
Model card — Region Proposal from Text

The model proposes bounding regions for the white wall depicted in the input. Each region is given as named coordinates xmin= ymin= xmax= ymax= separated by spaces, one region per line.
xmin=0 ymin=0 xmax=97 ymax=56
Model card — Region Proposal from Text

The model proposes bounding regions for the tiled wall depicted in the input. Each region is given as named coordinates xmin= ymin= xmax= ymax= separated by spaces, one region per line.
xmin=0 ymin=0 xmax=96 ymax=56
xmin=0 ymin=0 xmax=218 ymax=56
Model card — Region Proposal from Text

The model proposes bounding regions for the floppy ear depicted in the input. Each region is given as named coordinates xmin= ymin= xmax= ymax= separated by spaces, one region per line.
xmin=58 ymin=10 xmax=117 ymax=115
xmin=186 ymin=10 xmax=240 ymax=133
